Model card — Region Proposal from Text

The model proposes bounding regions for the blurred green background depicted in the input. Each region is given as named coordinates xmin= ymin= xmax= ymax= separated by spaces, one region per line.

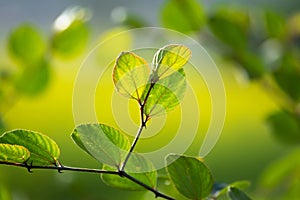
xmin=1 ymin=0 xmax=300 ymax=199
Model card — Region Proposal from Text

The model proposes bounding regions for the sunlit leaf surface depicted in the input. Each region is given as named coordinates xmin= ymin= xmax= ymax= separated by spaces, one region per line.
xmin=0 ymin=144 xmax=30 ymax=164
xmin=0 ymin=129 xmax=60 ymax=166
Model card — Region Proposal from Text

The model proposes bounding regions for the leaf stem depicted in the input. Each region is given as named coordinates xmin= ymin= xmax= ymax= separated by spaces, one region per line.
xmin=120 ymin=82 xmax=156 ymax=171
xmin=120 ymin=124 xmax=144 ymax=171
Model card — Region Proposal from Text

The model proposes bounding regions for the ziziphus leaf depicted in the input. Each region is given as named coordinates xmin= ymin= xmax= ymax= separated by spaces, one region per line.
xmin=71 ymin=123 xmax=130 ymax=168
xmin=152 ymin=44 xmax=191 ymax=80
xmin=0 ymin=129 xmax=60 ymax=166
xmin=166 ymin=154 xmax=213 ymax=200
xmin=0 ymin=144 xmax=30 ymax=164
xmin=142 ymin=68 xmax=186 ymax=117
xmin=113 ymin=52 xmax=150 ymax=101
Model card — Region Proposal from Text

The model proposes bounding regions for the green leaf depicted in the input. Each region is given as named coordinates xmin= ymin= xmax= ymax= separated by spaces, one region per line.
xmin=0 ymin=144 xmax=30 ymax=163
xmin=0 ymin=129 xmax=60 ymax=166
xmin=71 ymin=123 xmax=130 ymax=168
xmin=228 ymin=187 xmax=251 ymax=200
xmin=14 ymin=59 xmax=51 ymax=96
xmin=235 ymin=51 xmax=266 ymax=79
xmin=214 ymin=181 xmax=250 ymax=198
xmin=264 ymin=11 xmax=286 ymax=39
xmin=0 ymin=184 xmax=11 ymax=200
xmin=8 ymin=24 xmax=46 ymax=65
xmin=152 ymin=44 xmax=191 ymax=80
xmin=166 ymin=154 xmax=213 ymax=199
xmin=0 ymin=117 xmax=5 ymax=134
xmin=267 ymin=111 xmax=300 ymax=145
xmin=113 ymin=52 xmax=150 ymax=100
xmin=142 ymin=69 xmax=186 ymax=117
xmin=101 ymin=153 xmax=157 ymax=190
xmin=259 ymin=148 xmax=300 ymax=190
xmin=112 ymin=8 xmax=148 ymax=28
xmin=51 ymin=7 xmax=89 ymax=58
xmin=161 ymin=0 xmax=205 ymax=34
xmin=208 ymin=8 xmax=249 ymax=51
xmin=273 ymin=51 xmax=300 ymax=101
xmin=229 ymin=181 xmax=250 ymax=190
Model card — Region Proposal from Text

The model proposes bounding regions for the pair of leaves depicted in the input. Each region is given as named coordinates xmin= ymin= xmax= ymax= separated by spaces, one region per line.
xmin=113 ymin=44 xmax=190 ymax=117
xmin=0 ymin=129 xmax=60 ymax=166
xmin=71 ymin=123 xmax=157 ymax=190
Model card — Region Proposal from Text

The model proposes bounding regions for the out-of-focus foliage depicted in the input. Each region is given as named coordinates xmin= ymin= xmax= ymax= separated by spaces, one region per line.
xmin=0 ymin=5 xmax=90 ymax=133
xmin=259 ymin=148 xmax=300 ymax=199
xmin=158 ymin=0 xmax=300 ymax=143
xmin=14 ymin=59 xmax=51 ymax=96
xmin=161 ymin=0 xmax=206 ymax=34
xmin=51 ymin=6 xmax=90 ymax=58
xmin=1 ymin=1 xmax=300 ymax=199
xmin=8 ymin=24 xmax=46 ymax=65
xmin=208 ymin=8 xmax=249 ymax=51
xmin=0 ymin=184 xmax=11 ymax=200
xmin=267 ymin=110 xmax=300 ymax=144
xmin=111 ymin=7 xmax=148 ymax=28
xmin=273 ymin=51 xmax=300 ymax=101
xmin=155 ymin=1 xmax=300 ymax=199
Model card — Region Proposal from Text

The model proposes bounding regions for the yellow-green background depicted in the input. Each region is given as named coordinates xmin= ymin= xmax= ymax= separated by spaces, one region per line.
xmin=0 ymin=0 xmax=298 ymax=199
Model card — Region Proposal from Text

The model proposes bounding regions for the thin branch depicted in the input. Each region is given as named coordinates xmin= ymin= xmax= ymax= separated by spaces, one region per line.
xmin=120 ymin=171 xmax=175 ymax=200
xmin=120 ymin=124 xmax=144 ymax=171
xmin=120 ymin=82 xmax=155 ymax=171
xmin=0 ymin=69 xmax=177 ymax=200
xmin=0 ymin=161 xmax=118 ymax=174
xmin=0 ymin=161 xmax=175 ymax=200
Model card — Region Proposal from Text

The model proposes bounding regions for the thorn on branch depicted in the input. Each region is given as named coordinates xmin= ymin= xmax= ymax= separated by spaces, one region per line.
xmin=24 ymin=161 xmax=33 ymax=173
xmin=56 ymin=161 xmax=64 ymax=173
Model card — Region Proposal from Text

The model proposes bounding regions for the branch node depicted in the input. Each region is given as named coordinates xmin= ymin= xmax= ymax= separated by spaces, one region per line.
xmin=24 ymin=161 xmax=33 ymax=173
xmin=56 ymin=162 xmax=64 ymax=173
xmin=118 ymin=169 xmax=125 ymax=177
